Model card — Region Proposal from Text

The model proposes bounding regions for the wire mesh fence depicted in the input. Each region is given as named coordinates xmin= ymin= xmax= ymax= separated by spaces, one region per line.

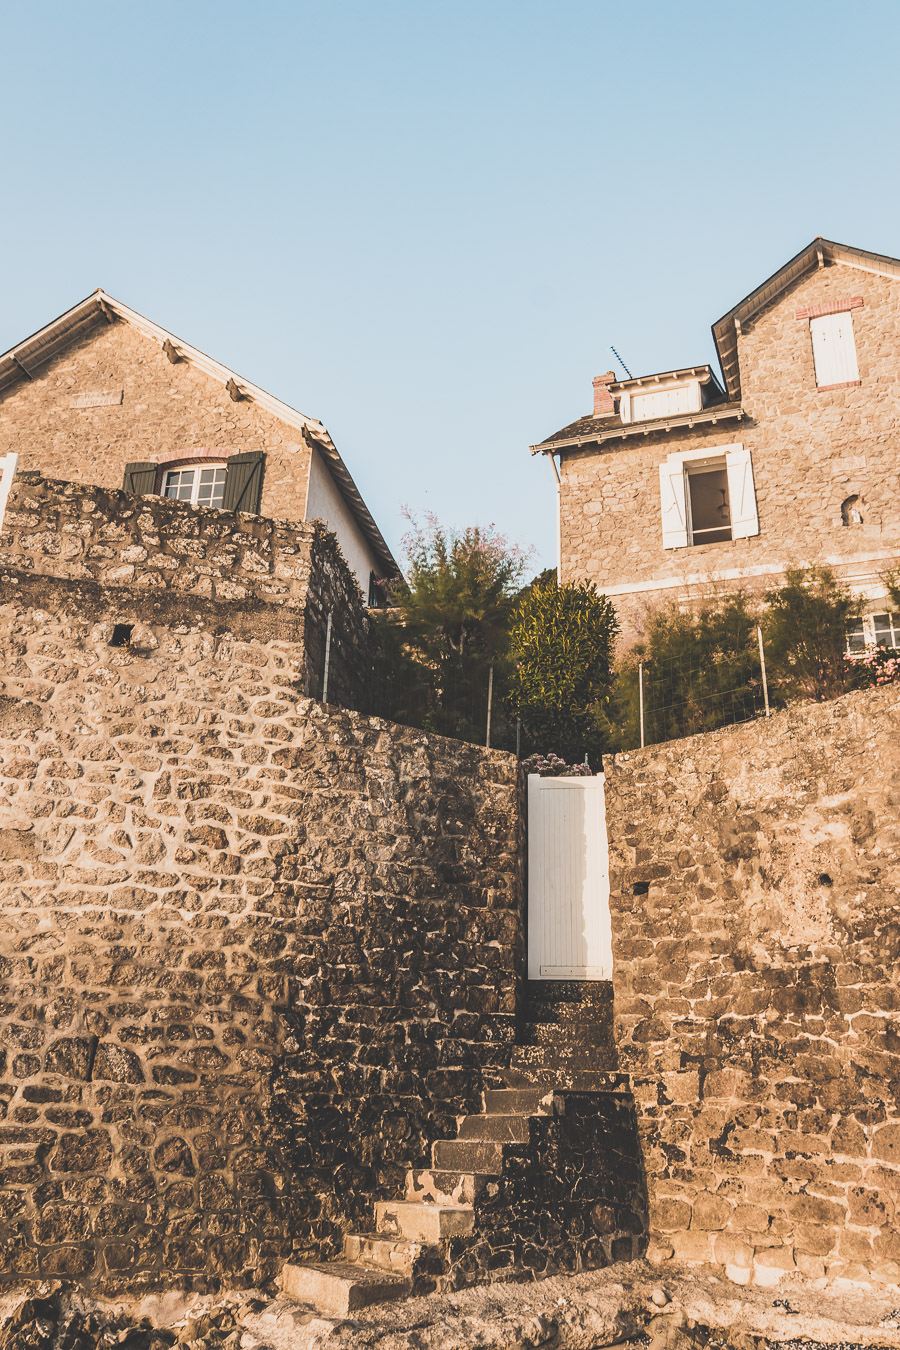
xmin=621 ymin=623 xmax=771 ymax=751
xmin=353 ymin=649 xmax=520 ymax=752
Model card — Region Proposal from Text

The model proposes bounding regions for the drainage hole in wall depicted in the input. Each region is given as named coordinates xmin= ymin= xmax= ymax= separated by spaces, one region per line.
xmin=110 ymin=624 xmax=134 ymax=648
xmin=632 ymin=882 xmax=650 ymax=896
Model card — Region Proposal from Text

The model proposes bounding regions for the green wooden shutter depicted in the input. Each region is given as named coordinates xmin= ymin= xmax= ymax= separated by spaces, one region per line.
xmin=122 ymin=461 xmax=158 ymax=495
xmin=222 ymin=452 xmax=265 ymax=514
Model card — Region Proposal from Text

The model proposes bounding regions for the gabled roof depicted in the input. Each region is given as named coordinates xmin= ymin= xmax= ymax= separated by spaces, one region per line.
xmin=712 ymin=237 xmax=900 ymax=401
xmin=0 ymin=289 xmax=398 ymax=575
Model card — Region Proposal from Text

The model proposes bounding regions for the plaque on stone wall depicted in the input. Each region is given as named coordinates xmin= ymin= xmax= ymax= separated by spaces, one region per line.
xmin=70 ymin=390 xmax=124 ymax=408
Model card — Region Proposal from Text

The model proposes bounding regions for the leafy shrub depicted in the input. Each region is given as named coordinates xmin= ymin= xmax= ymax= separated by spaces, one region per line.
xmin=611 ymin=590 xmax=762 ymax=748
xmin=763 ymin=565 xmax=862 ymax=702
xmin=508 ymin=578 xmax=618 ymax=765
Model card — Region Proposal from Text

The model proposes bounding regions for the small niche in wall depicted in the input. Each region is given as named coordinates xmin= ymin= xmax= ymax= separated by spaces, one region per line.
xmin=841 ymin=494 xmax=864 ymax=526
xmin=110 ymin=623 xmax=134 ymax=648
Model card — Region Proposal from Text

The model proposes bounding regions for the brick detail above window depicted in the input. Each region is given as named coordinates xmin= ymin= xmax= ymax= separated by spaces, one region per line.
xmin=155 ymin=447 xmax=238 ymax=466
xmin=795 ymin=296 xmax=863 ymax=321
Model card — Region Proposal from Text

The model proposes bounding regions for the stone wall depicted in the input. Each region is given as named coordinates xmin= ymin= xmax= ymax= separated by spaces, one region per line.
xmin=559 ymin=263 xmax=900 ymax=631
xmin=0 ymin=585 xmax=522 ymax=1293
xmin=0 ymin=471 xmax=373 ymax=710
xmin=604 ymin=683 xmax=900 ymax=1289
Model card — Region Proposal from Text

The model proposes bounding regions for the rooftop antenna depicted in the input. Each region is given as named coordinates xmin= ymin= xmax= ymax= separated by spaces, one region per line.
xmin=610 ymin=345 xmax=633 ymax=379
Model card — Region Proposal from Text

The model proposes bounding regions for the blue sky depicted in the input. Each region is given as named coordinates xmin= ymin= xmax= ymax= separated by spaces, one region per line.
xmin=2 ymin=0 xmax=899 ymax=572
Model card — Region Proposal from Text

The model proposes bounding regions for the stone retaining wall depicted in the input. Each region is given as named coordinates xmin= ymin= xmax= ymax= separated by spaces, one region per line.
xmin=604 ymin=683 xmax=900 ymax=1288
xmin=0 ymin=577 xmax=522 ymax=1292
xmin=0 ymin=471 xmax=373 ymax=708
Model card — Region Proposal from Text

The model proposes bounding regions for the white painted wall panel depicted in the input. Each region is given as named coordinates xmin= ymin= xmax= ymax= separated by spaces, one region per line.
xmin=0 ymin=453 xmax=17 ymax=535
xmin=304 ymin=445 xmax=380 ymax=596
xmin=527 ymin=775 xmax=612 ymax=980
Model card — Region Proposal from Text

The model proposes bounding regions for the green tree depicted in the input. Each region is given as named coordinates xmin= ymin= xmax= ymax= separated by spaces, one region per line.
xmin=376 ymin=515 xmax=529 ymax=743
xmin=508 ymin=578 xmax=619 ymax=765
xmin=763 ymin=564 xmax=862 ymax=702
xmin=612 ymin=590 xmax=762 ymax=749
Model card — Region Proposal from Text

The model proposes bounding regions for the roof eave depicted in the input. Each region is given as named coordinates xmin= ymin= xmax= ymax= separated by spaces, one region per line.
xmin=531 ymin=403 xmax=745 ymax=454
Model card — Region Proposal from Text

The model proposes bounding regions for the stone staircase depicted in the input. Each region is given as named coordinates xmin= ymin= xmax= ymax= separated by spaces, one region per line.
xmin=279 ymin=982 xmax=645 ymax=1316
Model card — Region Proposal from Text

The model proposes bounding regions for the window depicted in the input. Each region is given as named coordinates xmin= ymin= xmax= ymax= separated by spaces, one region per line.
xmin=659 ymin=443 xmax=758 ymax=550
xmin=847 ymin=613 xmax=900 ymax=654
xmin=687 ymin=465 xmax=731 ymax=544
xmin=622 ymin=379 xmax=703 ymax=424
xmin=163 ymin=464 xmax=227 ymax=508
xmin=810 ymin=312 xmax=860 ymax=389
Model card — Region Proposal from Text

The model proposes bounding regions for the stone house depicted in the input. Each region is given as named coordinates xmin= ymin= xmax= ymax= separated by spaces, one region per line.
xmin=532 ymin=238 xmax=900 ymax=641
xmin=0 ymin=289 xmax=397 ymax=599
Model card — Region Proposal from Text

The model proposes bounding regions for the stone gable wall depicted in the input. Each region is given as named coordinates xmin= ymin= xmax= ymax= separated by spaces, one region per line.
xmin=559 ymin=264 xmax=900 ymax=632
xmin=0 ymin=321 xmax=315 ymax=525
xmin=0 ymin=591 xmax=522 ymax=1293
xmin=604 ymin=683 xmax=900 ymax=1289
xmin=0 ymin=472 xmax=374 ymax=710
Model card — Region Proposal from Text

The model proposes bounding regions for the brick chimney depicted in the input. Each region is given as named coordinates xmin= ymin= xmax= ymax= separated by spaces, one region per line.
xmin=593 ymin=371 xmax=616 ymax=416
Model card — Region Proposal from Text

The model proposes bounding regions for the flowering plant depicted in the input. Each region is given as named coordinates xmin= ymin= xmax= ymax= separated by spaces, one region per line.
xmin=847 ymin=645 xmax=900 ymax=688
xmin=521 ymin=752 xmax=593 ymax=777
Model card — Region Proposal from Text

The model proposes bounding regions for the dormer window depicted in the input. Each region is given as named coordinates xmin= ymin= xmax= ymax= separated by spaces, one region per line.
xmin=629 ymin=382 xmax=702 ymax=423
xmin=616 ymin=367 xmax=721 ymax=425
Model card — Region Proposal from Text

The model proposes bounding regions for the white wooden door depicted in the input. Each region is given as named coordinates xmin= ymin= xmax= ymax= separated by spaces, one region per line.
xmin=527 ymin=774 xmax=612 ymax=980
xmin=0 ymin=453 xmax=18 ymax=535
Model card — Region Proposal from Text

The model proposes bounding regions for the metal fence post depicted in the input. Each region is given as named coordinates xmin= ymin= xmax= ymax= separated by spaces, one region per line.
xmin=757 ymin=624 xmax=770 ymax=717
xmin=639 ymin=661 xmax=645 ymax=749
xmin=322 ymin=611 xmax=333 ymax=704
xmin=485 ymin=664 xmax=494 ymax=749
xmin=515 ymin=716 xmax=521 ymax=758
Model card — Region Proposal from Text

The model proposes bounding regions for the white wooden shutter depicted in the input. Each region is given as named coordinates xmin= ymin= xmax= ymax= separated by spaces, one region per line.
xmin=527 ymin=775 xmax=612 ymax=980
xmin=725 ymin=445 xmax=759 ymax=538
xmin=0 ymin=452 xmax=18 ymax=534
xmin=810 ymin=312 xmax=860 ymax=387
xmin=659 ymin=460 xmax=688 ymax=548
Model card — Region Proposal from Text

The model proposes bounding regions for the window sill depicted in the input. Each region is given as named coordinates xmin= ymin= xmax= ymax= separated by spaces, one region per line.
xmin=816 ymin=380 xmax=861 ymax=392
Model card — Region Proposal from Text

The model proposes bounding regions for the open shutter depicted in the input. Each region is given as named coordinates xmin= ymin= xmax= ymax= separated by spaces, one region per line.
xmin=122 ymin=461 xmax=158 ymax=495
xmin=222 ymin=452 xmax=265 ymax=514
xmin=659 ymin=461 xmax=688 ymax=549
xmin=725 ymin=445 xmax=759 ymax=538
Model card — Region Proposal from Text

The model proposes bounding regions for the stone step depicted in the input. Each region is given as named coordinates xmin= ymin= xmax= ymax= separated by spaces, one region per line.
xmin=456 ymin=1113 xmax=530 ymax=1143
xmin=375 ymin=1199 xmax=475 ymax=1242
xmin=431 ymin=1138 xmax=505 ymax=1174
xmin=482 ymin=1087 xmax=556 ymax=1116
xmin=507 ymin=1043 xmax=619 ymax=1074
xmin=279 ymin=1260 xmax=409 ymax=1316
xmin=404 ymin=1167 xmax=497 ymax=1205
xmin=501 ymin=1063 xmax=630 ymax=1093
xmin=342 ymin=1232 xmax=423 ymax=1278
xmin=519 ymin=1020 xmax=614 ymax=1047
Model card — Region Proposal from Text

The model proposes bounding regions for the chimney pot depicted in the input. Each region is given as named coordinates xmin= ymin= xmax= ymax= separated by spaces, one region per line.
xmin=593 ymin=371 xmax=616 ymax=416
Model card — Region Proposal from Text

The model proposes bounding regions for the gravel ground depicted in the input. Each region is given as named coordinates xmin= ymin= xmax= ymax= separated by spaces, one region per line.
xmin=3 ymin=1263 xmax=900 ymax=1350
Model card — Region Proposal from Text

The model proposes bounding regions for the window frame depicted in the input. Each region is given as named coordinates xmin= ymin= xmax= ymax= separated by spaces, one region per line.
xmin=162 ymin=461 xmax=228 ymax=510
xmin=846 ymin=612 xmax=900 ymax=655
xmin=659 ymin=442 xmax=759 ymax=550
